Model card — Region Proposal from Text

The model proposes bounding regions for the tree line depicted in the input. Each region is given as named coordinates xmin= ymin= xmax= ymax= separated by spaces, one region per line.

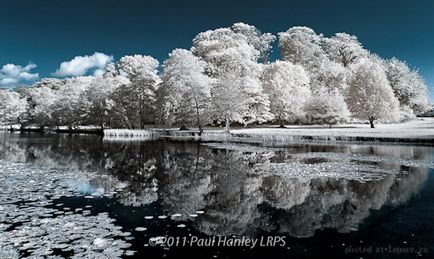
xmin=0 ymin=23 xmax=432 ymax=133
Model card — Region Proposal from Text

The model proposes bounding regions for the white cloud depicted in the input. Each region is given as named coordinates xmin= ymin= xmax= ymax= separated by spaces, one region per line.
xmin=53 ymin=52 xmax=113 ymax=77
xmin=0 ymin=78 xmax=18 ymax=85
xmin=0 ymin=63 xmax=39 ymax=86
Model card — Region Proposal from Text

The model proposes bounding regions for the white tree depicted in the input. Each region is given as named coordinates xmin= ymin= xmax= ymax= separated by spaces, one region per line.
xmin=310 ymin=59 xmax=348 ymax=92
xmin=25 ymin=84 xmax=57 ymax=127
xmin=240 ymin=64 xmax=273 ymax=125
xmin=0 ymin=89 xmax=27 ymax=128
xmin=324 ymin=33 xmax=369 ymax=67
xmin=192 ymin=26 xmax=272 ymax=131
xmin=23 ymin=78 xmax=65 ymax=128
xmin=112 ymin=55 xmax=160 ymax=128
xmin=81 ymin=64 xmax=129 ymax=129
xmin=210 ymin=71 xmax=248 ymax=133
xmin=160 ymin=48 xmax=213 ymax=133
xmin=262 ymin=61 xmax=310 ymax=127
xmin=192 ymin=27 xmax=260 ymax=74
xmin=385 ymin=58 xmax=431 ymax=116
xmin=50 ymin=76 xmax=94 ymax=128
xmin=304 ymin=88 xmax=350 ymax=128
xmin=231 ymin=22 xmax=276 ymax=64
xmin=346 ymin=58 xmax=399 ymax=128
xmin=278 ymin=26 xmax=326 ymax=68
xmin=278 ymin=27 xmax=349 ymax=96
xmin=278 ymin=28 xmax=370 ymax=97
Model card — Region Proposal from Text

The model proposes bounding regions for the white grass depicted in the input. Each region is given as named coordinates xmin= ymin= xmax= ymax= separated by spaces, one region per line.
xmin=104 ymin=118 xmax=434 ymax=143
xmin=234 ymin=118 xmax=434 ymax=140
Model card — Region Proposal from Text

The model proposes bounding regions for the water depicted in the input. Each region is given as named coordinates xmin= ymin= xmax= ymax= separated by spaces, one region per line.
xmin=0 ymin=132 xmax=433 ymax=258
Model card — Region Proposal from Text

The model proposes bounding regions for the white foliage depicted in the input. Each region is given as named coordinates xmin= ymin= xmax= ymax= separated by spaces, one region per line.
xmin=310 ymin=59 xmax=348 ymax=92
xmin=346 ymin=58 xmax=400 ymax=126
xmin=385 ymin=58 xmax=432 ymax=115
xmin=324 ymin=33 xmax=369 ymax=67
xmin=160 ymin=49 xmax=212 ymax=128
xmin=304 ymin=88 xmax=350 ymax=127
xmin=50 ymin=76 xmax=94 ymax=126
xmin=192 ymin=24 xmax=272 ymax=129
xmin=111 ymin=55 xmax=160 ymax=128
xmin=27 ymin=86 xmax=57 ymax=122
xmin=278 ymin=26 xmax=325 ymax=68
xmin=0 ymin=90 xmax=27 ymax=125
xmin=1 ymin=23 xmax=431 ymax=130
xmin=118 ymin=55 xmax=160 ymax=85
xmin=210 ymin=70 xmax=249 ymax=130
xmin=231 ymin=22 xmax=276 ymax=63
xmin=262 ymin=61 xmax=310 ymax=125
xmin=81 ymin=70 xmax=129 ymax=126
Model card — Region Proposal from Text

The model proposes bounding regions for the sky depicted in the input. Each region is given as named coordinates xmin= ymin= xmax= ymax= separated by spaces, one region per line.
xmin=0 ymin=0 xmax=433 ymax=99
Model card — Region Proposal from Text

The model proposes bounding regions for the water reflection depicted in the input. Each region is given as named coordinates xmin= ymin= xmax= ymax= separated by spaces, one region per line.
xmin=0 ymin=133 xmax=432 ymax=240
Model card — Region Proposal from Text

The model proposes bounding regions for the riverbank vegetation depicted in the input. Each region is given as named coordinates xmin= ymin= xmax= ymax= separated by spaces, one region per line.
xmin=0 ymin=23 xmax=432 ymax=133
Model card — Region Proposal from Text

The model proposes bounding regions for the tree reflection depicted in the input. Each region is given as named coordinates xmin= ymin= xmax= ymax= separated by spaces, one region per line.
xmin=0 ymin=132 xmax=432 ymax=239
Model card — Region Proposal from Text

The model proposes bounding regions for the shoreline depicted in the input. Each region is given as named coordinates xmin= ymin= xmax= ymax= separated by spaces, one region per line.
xmin=3 ymin=118 xmax=433 ymax=146
xmin=103 ymin=118 xmax=434 ymax=146
xmin=103 ymin=129 xmax=434 ymax=146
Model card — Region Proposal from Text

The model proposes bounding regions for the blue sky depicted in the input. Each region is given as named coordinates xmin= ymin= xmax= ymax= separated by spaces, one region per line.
xmin=0 ymin=0 xmax=433 ymax=99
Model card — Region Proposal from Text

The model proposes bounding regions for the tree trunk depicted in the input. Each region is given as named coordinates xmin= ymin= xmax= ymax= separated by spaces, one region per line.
xmin=139 ymin=92 xmax=144 ymax=129
xmin=193 ymin=94 xmax=203 ymax=136
xmin=279 ymin=117 xmax=285 ymax=128
xmin=198 ymin=125 xmax=203 ymax=136
xmin=369 ymin=118 xmax=375 ymax=128
xmin=329 ymin=124 xmax=332 ymax=129
xmin=225 ymin=118 xmax=230 ymax=134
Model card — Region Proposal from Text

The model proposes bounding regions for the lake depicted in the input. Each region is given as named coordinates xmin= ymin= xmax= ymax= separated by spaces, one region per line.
xmin=0 ymin=133 xmax=433 ymax=258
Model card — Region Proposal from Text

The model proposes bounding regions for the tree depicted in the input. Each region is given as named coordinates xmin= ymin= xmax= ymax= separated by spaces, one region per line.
xmin=278 ymin=28 xmax=370 ymax=96
xmin=50 ymin=76 xmax=93 ymax=128
xmin=192 ymin=26 xmax=272 ymax=132
xmin=324 ymin=33 xmax=368 ymax=67
xmin=0 ymin=89 xmax=27 ymax=128
xmin=304 ymin=88 xmax=350 ymax=128
xmin=385 ymin=58 xmax=431 ymax=116
xmin=24 ymin=85 xmax=57 ymax=127
xmin=159 ymin=49 xmax=212 ymax=133
xmin=112 ymin=55 xmax=160 ymax=129
xmin=278 ymin=27 xmax=349 ymax=96
xmin=262 ymin=61 xmax=310 ymax=127
xmin=310 ymin=59 xmax=348 ymax=92
xmin=21 ymin=78 xmax=65 ymax=128
xmin=346 ymin=58 xmax=399 ymax=128
xmin=210 ymin=71 xmax=248 ymax=133
xmin=81 ymin=65 xmax=129 ymax=129
xmin=231 ymin=22 xmax=276 ymax=64
xmin=278 ymin=26 xmax=326 ymax=68
xmin=192 ymin=27 xmax=260 ymax=75
xmin=239 ymin=64 xmax=273 ymax=125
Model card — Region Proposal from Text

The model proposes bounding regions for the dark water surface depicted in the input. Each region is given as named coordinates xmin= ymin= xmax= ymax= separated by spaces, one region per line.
xmin=0 ymin=133 xmax=433 ymax=258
